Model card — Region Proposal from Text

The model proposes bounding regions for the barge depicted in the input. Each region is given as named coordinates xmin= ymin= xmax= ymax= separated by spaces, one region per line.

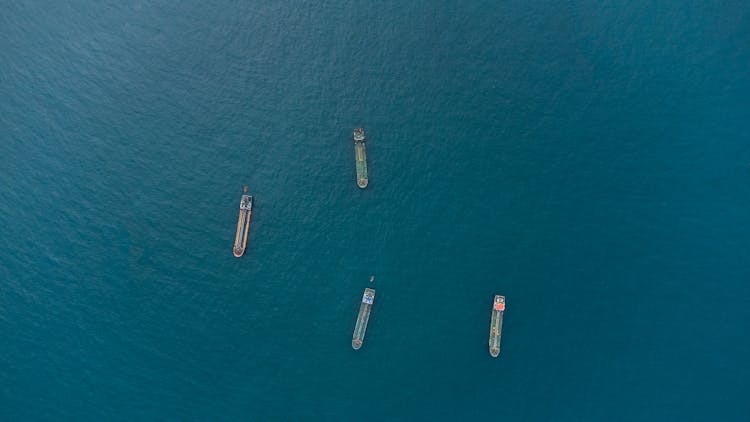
xmin=353 ymin=128 xmax=368 ymax=188
xmin=232 ymin=187 xmax=253 ymax=257
xmin=352 ymin=288 xmax=375 ymax=350
xmin=489 ymin=295 xmax=505 ymax=357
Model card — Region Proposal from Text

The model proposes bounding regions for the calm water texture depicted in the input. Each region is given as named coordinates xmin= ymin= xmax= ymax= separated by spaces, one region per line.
xmin=1 ymin=1 xmax=749 ymax=420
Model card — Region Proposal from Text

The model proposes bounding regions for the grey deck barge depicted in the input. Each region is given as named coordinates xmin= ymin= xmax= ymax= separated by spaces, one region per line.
xmin=352 ymin=288 xmax=375 ymax=350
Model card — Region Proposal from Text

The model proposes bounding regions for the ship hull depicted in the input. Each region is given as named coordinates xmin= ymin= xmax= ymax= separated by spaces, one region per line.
xmin=352 ymin=288 xmax=375 ymax=350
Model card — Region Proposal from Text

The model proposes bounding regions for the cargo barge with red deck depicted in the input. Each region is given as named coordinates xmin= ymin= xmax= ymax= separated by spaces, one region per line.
xmin=489 ymin=295 xmax=505 ymax=357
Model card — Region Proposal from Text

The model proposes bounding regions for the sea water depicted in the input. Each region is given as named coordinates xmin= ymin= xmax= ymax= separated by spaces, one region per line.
xmin=1 ymin=1 xmax=749 ymax=420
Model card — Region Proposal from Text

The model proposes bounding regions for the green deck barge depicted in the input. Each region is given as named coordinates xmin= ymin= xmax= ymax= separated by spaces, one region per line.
xmin=353 ymin=128 xmax=368 ymax=188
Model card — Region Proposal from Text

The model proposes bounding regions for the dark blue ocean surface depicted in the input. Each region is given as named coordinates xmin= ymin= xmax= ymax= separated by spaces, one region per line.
xmin=2 ymin=1 xmax=749 ymax=420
